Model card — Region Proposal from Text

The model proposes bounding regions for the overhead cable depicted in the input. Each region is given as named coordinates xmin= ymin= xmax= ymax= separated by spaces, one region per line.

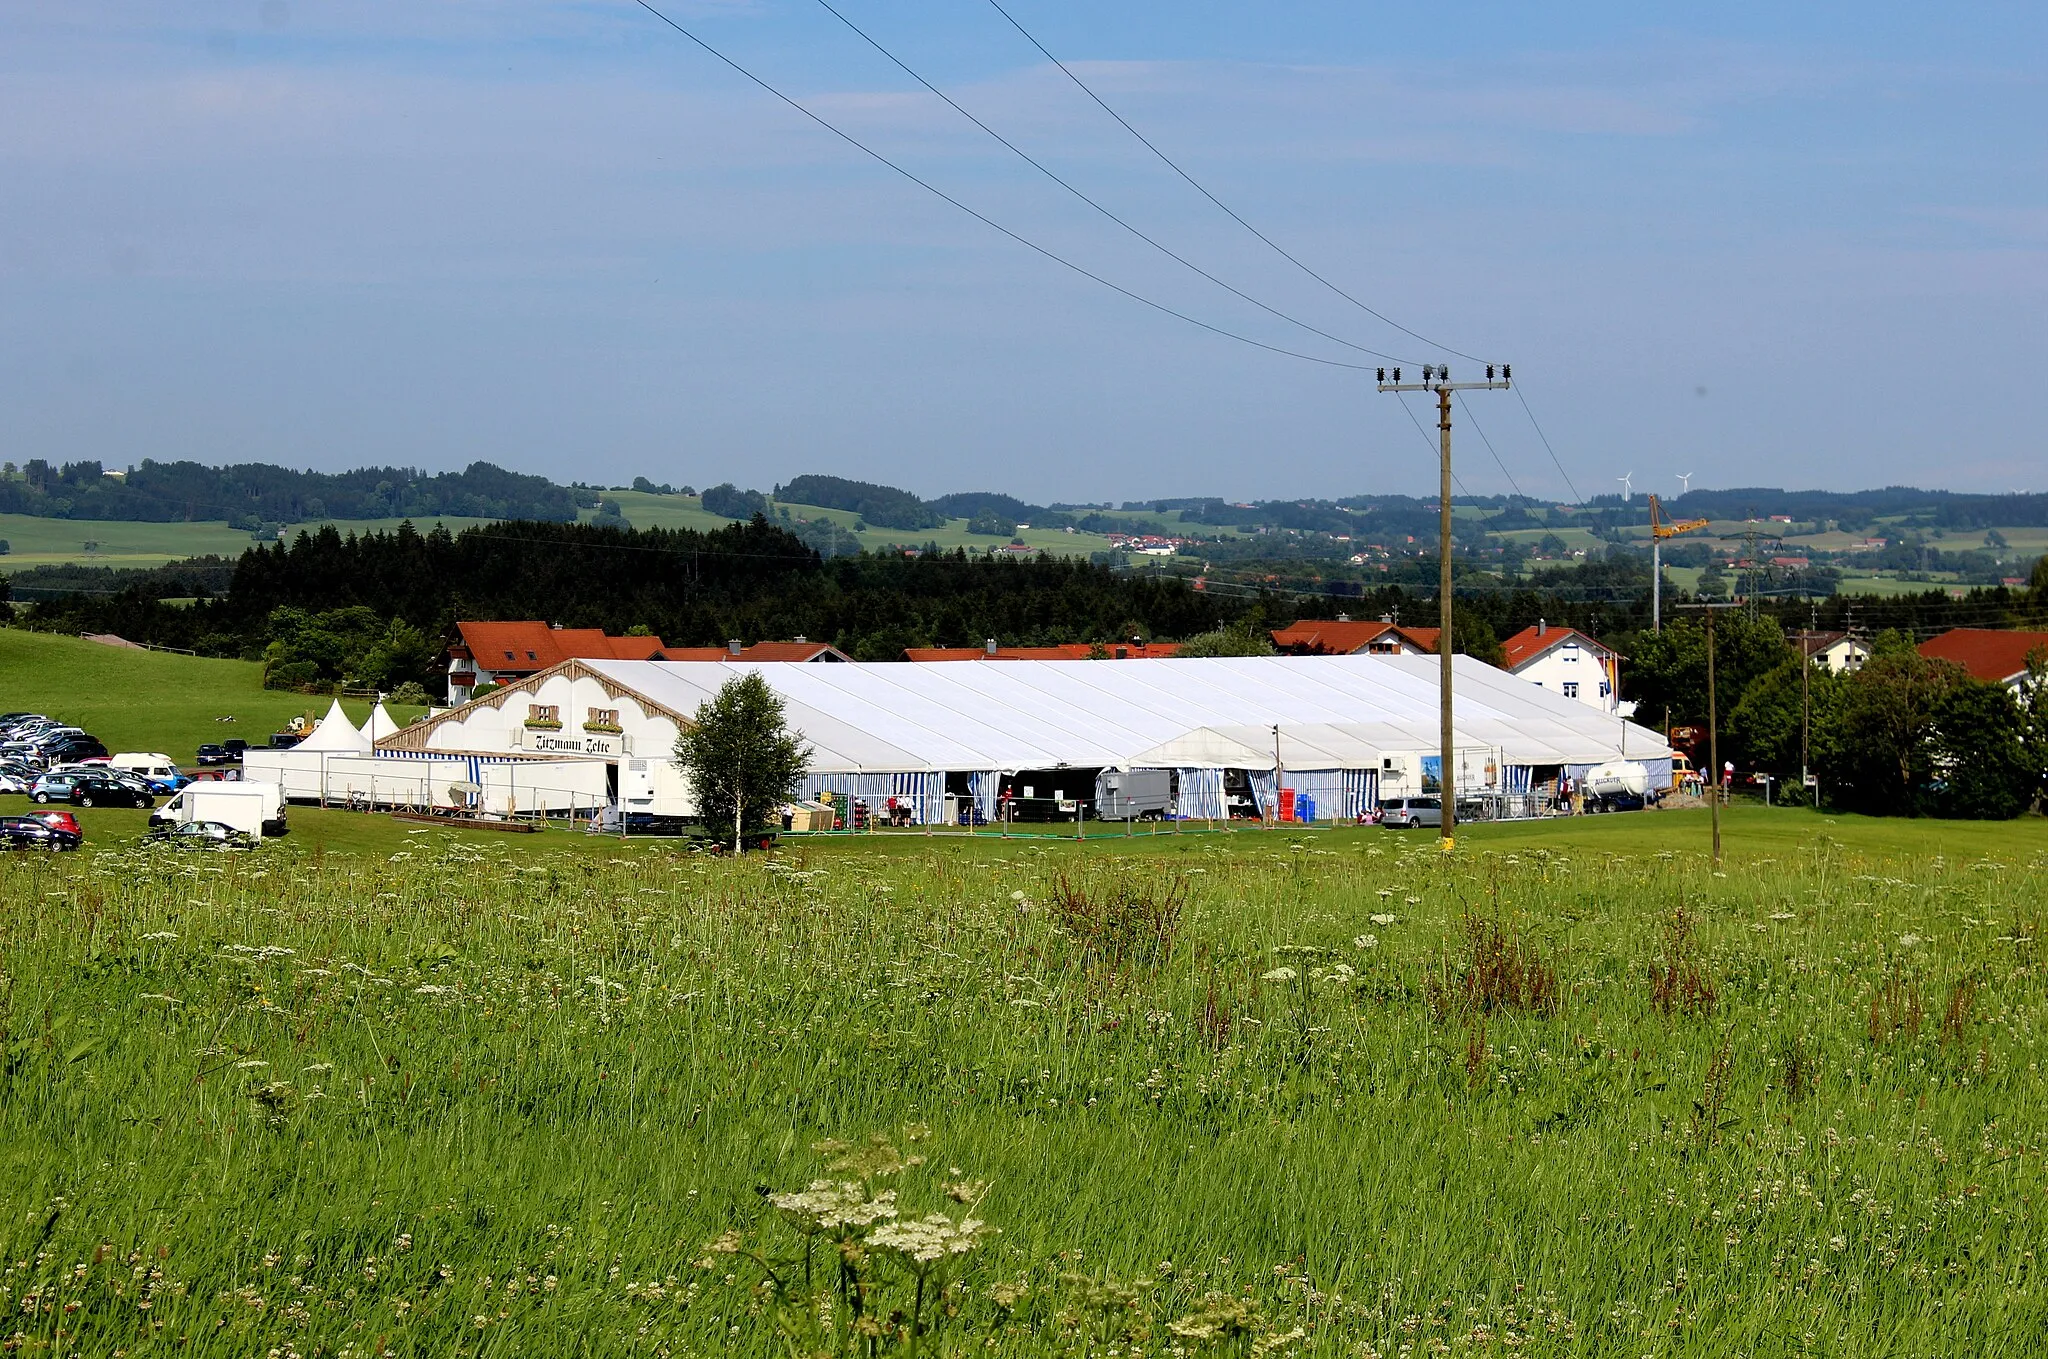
xmin=812 ymin=0 xmax=1410 ymax=364
xmin=980 ymin=0 xmax=1498 ymax=367
xmin=980 ymin=0 xmax=1598 ymax=503
xmin=629 ymin=0 xmax=1378 ymax=373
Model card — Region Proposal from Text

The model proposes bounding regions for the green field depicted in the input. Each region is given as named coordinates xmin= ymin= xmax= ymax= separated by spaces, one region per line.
xmin=1 ymin=806 xmax=2044 ymax=1356
xmin=599 ymin=490 xmax=1122 ymax=557
xmin=0 ymin=512 xmax=499 ymax=574
xmin=0 ymin=628 xmax=424 ymax=760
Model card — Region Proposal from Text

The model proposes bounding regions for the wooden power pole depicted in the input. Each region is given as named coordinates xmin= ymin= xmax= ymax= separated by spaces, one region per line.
xmin=1377 ymin=363 xmax=1512 ymax=844
xmin=1677 ymin=601 xmax=1739 ymax=861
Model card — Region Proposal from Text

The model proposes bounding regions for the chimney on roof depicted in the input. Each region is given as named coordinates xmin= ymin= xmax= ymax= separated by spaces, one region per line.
xmin=1380 ymin=612 xmax=1392 ymax=624
xmin=551 ymin=622 xmax=563 ymax=630
xmin=1537 ymin=618 xmax=1547 ymax=637
xmin=728 ymin=638 xmax=741 ymax=656
xmin=985 ymin=638 xmax=997 ymax=656
xmin=795 ymin=635 xmax=807 ymax=644
xmin=1337 ymin=612 xmax=1351 ymax=623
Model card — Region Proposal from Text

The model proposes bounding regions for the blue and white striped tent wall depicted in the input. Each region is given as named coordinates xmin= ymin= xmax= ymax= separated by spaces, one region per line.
xmin=1343 ymin=768 xmax=1378 ymax=818
xmin=1174 ymin=768 xmax=1226 ymax=820
xmin=966 ymin=771 xmax=1000 ymax=822
xmin=376 ymin=748 xmax=491 ymax=787
xmin=1275 ymin=768 xmax=1378 ymax=821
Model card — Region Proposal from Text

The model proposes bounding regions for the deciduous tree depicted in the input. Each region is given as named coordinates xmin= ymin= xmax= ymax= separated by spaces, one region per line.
xmin=675 ymin=673 xmax=812 ymax=850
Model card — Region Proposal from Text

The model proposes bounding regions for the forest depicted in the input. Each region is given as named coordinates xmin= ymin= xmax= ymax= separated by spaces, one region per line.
xmin=0 ymin=458 xmax=577 ymax=524
xmin=14 ymin=517 xmax=1234 ymax=677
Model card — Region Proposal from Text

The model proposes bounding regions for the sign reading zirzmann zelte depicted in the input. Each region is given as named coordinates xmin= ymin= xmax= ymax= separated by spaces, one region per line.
xmin=516 ymin=729 xmax=625 ymax=757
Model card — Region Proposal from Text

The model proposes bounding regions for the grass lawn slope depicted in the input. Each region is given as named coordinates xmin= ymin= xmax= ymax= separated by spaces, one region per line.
xmin=0 ymin=628 xmax=421 ymax=759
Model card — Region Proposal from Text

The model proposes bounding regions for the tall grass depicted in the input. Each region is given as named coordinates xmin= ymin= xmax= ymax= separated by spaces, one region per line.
xmin=1 ymin=833 xmax=2044 ymax=1355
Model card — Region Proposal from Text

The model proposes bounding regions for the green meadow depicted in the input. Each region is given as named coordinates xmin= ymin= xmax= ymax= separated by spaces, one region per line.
xmin=1 ymin=810 xmax=2043 ymax=1356
xmin=0 ymin=514 xmax=499 ymax=575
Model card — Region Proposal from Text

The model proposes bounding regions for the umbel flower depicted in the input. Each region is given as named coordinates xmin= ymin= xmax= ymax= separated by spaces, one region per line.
xmin=768 ymin=1180 xmax=900 ymax=1236
xmin=867 ymin=1212 xmax=997 ymax=1270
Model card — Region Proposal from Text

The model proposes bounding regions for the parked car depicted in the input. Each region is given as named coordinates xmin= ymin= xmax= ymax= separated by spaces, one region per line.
xmin=30 ymin=773 xmax=154 ymax=808
xmin=147 ymin=819 xmax=255 ymax=850
xmin=0 ymin=772 xmax=30 ymax=795
xmin=30 ymin=809 xmax=83 ymax=837
xmin=1379 ymin=796 xmax=1443 ymax=829
xmin=223 ymin=739 xmax=248 ymax=761
xmin=0 ymin=815 xmax=82 ymax=851
xmin=196 ymin=743 xmax=232 ymax=766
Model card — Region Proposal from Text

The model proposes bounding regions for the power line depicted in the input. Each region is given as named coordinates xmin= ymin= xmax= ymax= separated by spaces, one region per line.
xmin=629 ymin=0 xmax=1378 ymax=373
xmin=976 ymin=2 xmax=1608 ymax=506
xmin=810 ymin=0 xmax=1410 ymax=364
xmin=1454 ymin=390 xmax=1525 ymax=502
xmin=980 ymin=0 xmax=1498 ymax=367
xmin=1514 ymin=385 xmax=1583 ymax=504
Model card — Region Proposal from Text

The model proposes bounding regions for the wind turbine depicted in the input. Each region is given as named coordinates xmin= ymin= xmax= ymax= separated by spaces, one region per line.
xmin=1677 ymin=472 xmax=1694 ymax=496
xmin=1616 ymin=472 xmax=1633 ymax=504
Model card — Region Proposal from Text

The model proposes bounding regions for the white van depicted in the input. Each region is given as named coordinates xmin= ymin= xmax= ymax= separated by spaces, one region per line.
xmin=149 ymin=782 xmax=288 ymax=838
xmin=109 ymin=753 xmax=185 ymax=787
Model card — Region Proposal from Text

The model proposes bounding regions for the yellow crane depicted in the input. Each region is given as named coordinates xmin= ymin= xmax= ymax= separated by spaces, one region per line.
xmin=1648 ymin=494 xmax=1710 ymax=631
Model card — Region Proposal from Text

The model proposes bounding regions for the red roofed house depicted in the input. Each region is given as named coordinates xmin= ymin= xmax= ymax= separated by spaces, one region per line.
xmin=447 ymin=622 xmax=846 ymax=703
xmin=906 ymin=639 xmax=1181 ymax=661
xmin=655 ymin=640 xmax=852 ymax=664
xmin=1270 ymin=617 xmax=1441 ymax=656
xmin=1498 ymin=620 xmax=1621 ymax=713
xmin=1918 ymin=629 xmax=2048 ymax=693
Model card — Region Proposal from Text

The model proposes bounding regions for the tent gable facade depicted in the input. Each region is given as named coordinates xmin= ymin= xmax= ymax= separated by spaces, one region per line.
xmin=380 ymin=659 xmax=692 ymax=759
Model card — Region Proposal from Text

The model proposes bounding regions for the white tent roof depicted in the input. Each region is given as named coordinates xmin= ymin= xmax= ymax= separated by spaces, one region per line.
xmin=295 ymin=698 xmax=373 ymax=754
xmin=364 ymin=702 xmax=400 ymax=743
xmin=586 ymin=655 xmax=1670 ymax=774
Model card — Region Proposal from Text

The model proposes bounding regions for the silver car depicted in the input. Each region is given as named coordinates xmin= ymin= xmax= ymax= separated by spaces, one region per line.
xmin=1380 ymin=796 xmax=1442 ymax=829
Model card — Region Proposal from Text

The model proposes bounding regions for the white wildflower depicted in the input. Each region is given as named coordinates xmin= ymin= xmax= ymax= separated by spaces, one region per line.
xmin=866 ymin=1212 xmax=996 ymax=1267
xmin=1369 ymin=912 xmax=1397 ymax=927
xmin=768 ymin=1181 xmax=898 ymax=1234
xmin=1260 ymin=967 xmax=1297 ymax=983
xmin=1353 ymin=934 xmax=1379 ymax=950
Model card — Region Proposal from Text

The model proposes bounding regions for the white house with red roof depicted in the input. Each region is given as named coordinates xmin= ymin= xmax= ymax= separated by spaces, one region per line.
xmin=1918 ymin=629 xmax=2048 ymax=693
xmin=1498 ymin=621 xmax=1621 ymax=713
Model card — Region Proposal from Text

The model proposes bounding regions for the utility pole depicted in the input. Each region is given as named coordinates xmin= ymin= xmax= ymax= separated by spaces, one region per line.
xmin=1801 ymin=605 xmax=1815 ymax=803
xmin=1677 ymin=602 xmax=1739 ymax=862
xmin=1377 ymin=362 xmax=1512 ymax=845
xmin=1271 ymin=723 xmax=1283 ymax=829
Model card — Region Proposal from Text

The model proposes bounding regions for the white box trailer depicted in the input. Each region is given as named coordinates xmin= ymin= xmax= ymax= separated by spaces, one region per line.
xmin=148 ymin=782 xmax=288 ymax=837
xmin=479 ymin=759 xmax=613 ymax=817
xmin=620 ymin=757 xmax=695 ymax=819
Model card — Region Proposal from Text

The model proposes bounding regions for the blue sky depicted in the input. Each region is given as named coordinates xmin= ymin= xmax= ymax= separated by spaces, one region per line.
xmin=2 ymin=1 xmax=2042 ymax=503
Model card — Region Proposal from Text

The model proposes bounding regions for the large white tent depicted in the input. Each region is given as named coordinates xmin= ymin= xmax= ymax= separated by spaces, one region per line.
xmin=573 ymin=655 xmax=1670 ymax=821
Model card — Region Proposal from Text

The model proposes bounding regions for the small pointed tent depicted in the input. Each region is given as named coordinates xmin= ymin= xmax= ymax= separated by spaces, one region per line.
xmin=364 ymin=702 xmax=399 ymax=744
xmin=295 ymin=699 xmax=372 ymax=754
